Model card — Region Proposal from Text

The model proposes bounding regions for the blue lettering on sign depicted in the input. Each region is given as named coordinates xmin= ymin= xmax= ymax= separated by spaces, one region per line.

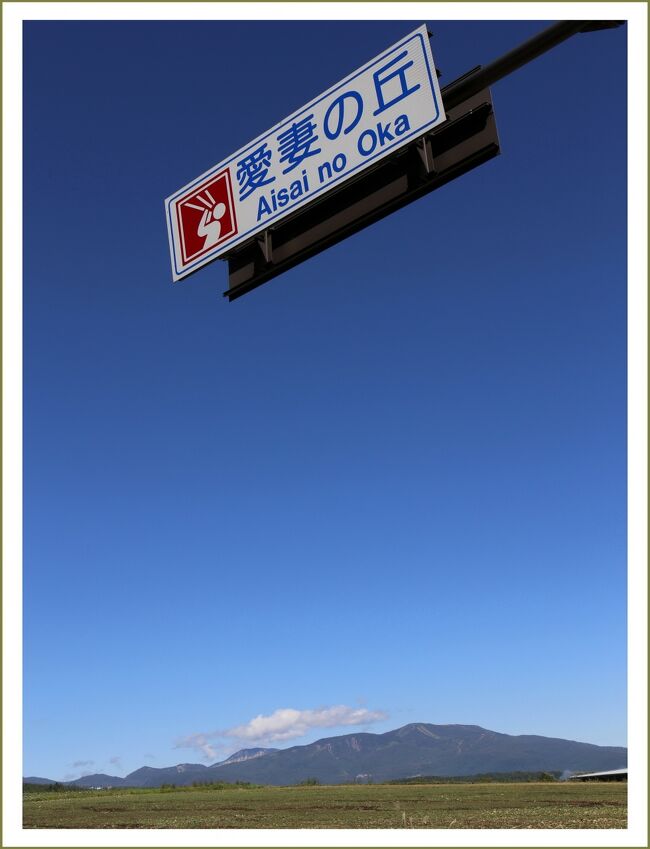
xmin=257 ymin=170 xmax=310 ymax=221
xmin=276 ymin=115 xmax=321 ymax=174
xmin=394 ymin=114 xmax=410 ymax=135
xmin=236 ymin=143 xmax=275 ymax=200
xmin=332 ymin=153 xmax=346 ymax=172
xmin=372 ymin=50 xmax=420 ymax=116
xmin=317 ymin=152 xmax=348 ymax=184
xmin=323 ymin=91 xmax=364 ymax=140
xmin=356 ymin=114 xmax=411 ymax=157
xmin=358 ymin=128 xmax=377 ymax=156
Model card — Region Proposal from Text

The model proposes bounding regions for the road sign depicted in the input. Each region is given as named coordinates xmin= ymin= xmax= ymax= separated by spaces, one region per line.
xmin=165 ymin=24 xmax=446 ymax=282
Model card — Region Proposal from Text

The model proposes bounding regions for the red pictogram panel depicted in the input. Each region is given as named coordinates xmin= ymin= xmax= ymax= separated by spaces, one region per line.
xmin=176 ymin=169 xmax=238 ymax=266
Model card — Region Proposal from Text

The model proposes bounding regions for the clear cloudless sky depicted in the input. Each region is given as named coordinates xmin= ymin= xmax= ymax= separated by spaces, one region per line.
xmin=23 ymin=16 xmax=627 ymax=781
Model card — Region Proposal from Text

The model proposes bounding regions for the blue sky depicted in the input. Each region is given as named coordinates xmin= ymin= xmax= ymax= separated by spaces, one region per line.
xmin=22 ymin=17 xmax=627 ymax=781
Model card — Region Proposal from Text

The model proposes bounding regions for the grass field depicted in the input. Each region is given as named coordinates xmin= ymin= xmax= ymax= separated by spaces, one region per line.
xmin=23 ymin=781 xmax=627 ymax=829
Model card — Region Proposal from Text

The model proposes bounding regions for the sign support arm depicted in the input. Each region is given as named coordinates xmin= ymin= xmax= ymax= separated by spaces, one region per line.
xmin=441 ymin=19 xmax=624 ymax=111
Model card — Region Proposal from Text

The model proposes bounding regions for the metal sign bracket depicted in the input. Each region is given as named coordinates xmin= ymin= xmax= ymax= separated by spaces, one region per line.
xmin=416 ymin=137 xmax=436 ymax=177
xmin=257 ymin=230 xmax=273 ymax=265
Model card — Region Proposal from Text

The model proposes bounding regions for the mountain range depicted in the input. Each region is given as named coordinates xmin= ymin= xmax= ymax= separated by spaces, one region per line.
xmin=26 ymin=723 xmax=627 ymax=787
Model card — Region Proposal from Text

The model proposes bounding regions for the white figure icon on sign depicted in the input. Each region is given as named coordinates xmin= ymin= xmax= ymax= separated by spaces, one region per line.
xmin=185 ymin=190 xmax=227 ymax=249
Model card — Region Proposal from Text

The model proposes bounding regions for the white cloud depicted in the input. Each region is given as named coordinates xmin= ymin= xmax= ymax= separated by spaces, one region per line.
xmin=225 ymin=706 xmax=388 ymax=744
xmin=174 ymin=733 xmax=226 ymax=762
xmin=175 ymin=704 xmax=388 ymax=759
xmin=71 ymin=760 xmax=94 ymax=768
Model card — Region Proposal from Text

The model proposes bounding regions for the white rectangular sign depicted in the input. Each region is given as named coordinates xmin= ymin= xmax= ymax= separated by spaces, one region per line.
xmin=165 ymin=25 xmax=446 ymax=282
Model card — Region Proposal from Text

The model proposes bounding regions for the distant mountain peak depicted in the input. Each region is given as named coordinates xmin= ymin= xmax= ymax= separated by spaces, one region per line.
xmin=65 ymin=773 xmax=127 ymax=788
xmin=412 ymin=724 xmax=441 ymax=739
xmin=218 ymin=747 xmax=278 ymax=766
